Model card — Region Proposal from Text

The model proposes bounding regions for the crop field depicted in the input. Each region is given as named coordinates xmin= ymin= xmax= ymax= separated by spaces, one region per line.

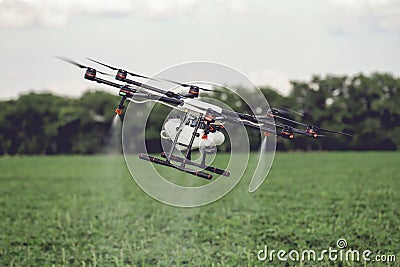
xmin=0 ymin=152 xmax=399 ymax=266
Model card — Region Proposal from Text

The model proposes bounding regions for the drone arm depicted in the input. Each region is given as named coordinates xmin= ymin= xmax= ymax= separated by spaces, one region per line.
xmin=222 ymin=109 xmax=315 ymax=138
xmin=91 ymin=76 xmax=135 ymax=91
xmin=86 ymin=77 xmax=183 ymax=114
xmin=242 ymin=120 xmax=277 ymax=135
xmin=221 ymin=109 xmax=258 ymax=123
xmin=269 ymin=114 xmax=307 ymax=127
xmin=318 ymin=127 xmax=352 ymax=137
xmin=131 ymin=92 xmax=184 ymax=106
xmin=221 ymin=113 xmax=277 ymax=135
xmin=124 ymin=78 xmax=181 ymax=99
xmin=291 ymin=127 xmax=313 ymax=137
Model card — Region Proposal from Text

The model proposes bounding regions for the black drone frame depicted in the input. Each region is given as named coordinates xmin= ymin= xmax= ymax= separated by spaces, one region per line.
xmin=57 ymin=57 xmax=352 ymax=180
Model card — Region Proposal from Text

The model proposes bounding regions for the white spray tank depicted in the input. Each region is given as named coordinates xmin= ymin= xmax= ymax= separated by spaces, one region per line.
xmin=161 ymin=118 xmax=225 ymax=151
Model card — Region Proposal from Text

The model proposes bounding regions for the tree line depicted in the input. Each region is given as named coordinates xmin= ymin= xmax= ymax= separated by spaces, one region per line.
xmin=0 ymin=72 xmax=399 ymax=155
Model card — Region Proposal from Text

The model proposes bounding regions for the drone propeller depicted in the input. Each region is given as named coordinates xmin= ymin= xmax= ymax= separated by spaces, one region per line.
xmin=276 ymin=106 xmax=303 ymax=116
xmin=271 ymin=114 xmax=308 ymax=127
xmin=160 ymin=78 xmax=216 ymax=92
xmin=268 ymin=106 xmax=303 ymax=117
xmin=260 ymin=113 xmax=351 ymax=138
xmin=86 ymin=58 xmax=157 ymax=81
xmin=312 ymin=126 xmax=352 ymax=137
xmin=56 ymin=56 xmax=112 ymax=76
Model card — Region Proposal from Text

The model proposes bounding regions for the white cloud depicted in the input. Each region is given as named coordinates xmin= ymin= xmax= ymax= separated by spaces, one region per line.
xmin=249 ymin=69 xmax=292 ymax=96
xmin=0 ymin=0 xmax=252 ymax=28
xmin=0 ymin=0 xmax=36 ymax=28
xmin=327 ymin=0 xmax=400 ymax=33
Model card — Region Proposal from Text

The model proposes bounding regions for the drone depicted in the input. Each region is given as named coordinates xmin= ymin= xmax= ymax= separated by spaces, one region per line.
xmin=57 ymin=57 xmax=352 ymax=180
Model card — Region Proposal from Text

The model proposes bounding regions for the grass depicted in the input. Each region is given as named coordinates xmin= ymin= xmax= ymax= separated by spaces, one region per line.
xmin=0 ymin=152 xmax=399 ymax=266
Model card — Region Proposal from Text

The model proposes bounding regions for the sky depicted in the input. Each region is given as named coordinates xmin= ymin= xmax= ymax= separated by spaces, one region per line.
xmin=0 ymin=0 xmax=399 ymax=99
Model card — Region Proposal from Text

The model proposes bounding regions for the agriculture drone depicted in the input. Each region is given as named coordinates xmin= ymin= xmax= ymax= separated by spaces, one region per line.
xmin=57 ymin=57 xmax=352 ymax=180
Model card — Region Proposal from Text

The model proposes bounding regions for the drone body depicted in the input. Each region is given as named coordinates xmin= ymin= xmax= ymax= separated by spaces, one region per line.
xmin=162 ymin=117 xmax=225 ymax=151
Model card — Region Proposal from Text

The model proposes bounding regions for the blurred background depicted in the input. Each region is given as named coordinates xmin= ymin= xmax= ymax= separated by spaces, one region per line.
xmin=1 ymin=74 xmax=400 ymax=155
xmin=1 ymin=0 xmax=400 ymax=154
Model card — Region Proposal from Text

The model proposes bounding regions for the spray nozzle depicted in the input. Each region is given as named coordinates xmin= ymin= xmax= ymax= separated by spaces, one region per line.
xmin=115 ymin=96 xmax=127 ymax=115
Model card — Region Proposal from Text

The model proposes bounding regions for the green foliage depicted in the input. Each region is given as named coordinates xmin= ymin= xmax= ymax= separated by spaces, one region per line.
xmin=0 ymin=153 xmax=399 ymax=265
xmin=289 ymin=73 xmax=400 ymax=150
xmin=0 ymin=72 xmax=399 ymax=155
xmin=0 ymin=91 xmax=118 ymax=155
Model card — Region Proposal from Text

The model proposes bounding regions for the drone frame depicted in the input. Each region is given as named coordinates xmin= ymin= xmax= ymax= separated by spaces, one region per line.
xmin=57 ymin=57 xmax=352 ymax=180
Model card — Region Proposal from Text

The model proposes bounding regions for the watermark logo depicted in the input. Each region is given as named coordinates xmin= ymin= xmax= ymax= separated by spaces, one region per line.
xmin=336 ymin=238 xmax=347 ymax=249
xmin=257 ymin=238 xmax=396 ymax=263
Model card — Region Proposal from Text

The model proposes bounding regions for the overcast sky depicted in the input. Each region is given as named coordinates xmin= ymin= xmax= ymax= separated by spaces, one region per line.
xmin=0 ymin=0 xmax=399 ymax=99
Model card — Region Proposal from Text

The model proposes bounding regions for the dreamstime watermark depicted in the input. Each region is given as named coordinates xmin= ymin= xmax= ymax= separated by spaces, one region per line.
xmin=257 ymin=238 xmax=397 ymax=263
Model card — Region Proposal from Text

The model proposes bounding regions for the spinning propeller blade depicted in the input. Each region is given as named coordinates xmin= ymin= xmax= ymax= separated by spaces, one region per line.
xmin=55 ymin=56 xmax=111 ymax=76
xmin=268 ymin=106 xmax=303 ymax=117
xmin=160 ymin=78 xmax=217 ymax=92
xmin=260 ymin=109 xmax=352 ymax=138
xmin=272 ymin=114 xmax=307 ymax=127
xmin=86 ymin=58 xmax=157 ymax=80
xmin=276 ymin=106 xmax=304 ymax=116
xmin=316 ymin=127 xmax=352 ymax=137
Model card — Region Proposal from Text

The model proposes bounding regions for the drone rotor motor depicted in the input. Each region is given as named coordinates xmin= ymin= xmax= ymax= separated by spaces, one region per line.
xmin=187 ymin=86 xmax=200 ymax=98
xmin=116 ymin=70 xmax=128 ymax=81
xmin=84 ymin=68 xmax=96 ymax=81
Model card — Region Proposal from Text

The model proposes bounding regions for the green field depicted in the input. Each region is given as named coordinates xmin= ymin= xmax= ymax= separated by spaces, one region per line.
xmin=0 ymin=152 xmax=399 ymax=266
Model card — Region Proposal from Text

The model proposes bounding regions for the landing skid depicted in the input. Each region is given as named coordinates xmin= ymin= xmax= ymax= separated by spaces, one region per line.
xmin=139 ymin=153 xmax=213 ymax=180
xmin=161 ymin=152 xmax=230 ymax=177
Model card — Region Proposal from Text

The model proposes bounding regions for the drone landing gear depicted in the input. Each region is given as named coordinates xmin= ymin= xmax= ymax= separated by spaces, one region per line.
xmin=139 ymin=153 xmax=213 ymax=180
xmin=161 ymin=153 xmax=230 ymax=177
